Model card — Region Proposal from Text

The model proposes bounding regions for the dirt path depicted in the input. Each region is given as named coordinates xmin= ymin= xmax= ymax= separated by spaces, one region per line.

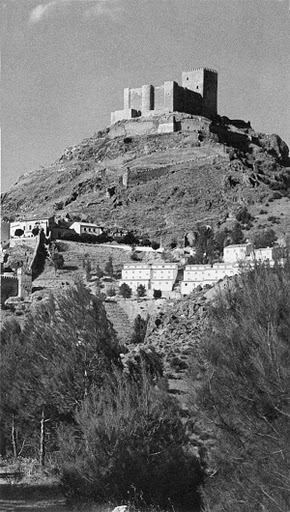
xmin=0 ymin=485 xmax=67 ymax=512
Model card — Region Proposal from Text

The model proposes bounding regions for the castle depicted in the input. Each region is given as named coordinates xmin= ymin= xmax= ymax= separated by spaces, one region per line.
xmin=111 ymin=68 xmax=218 ymax=125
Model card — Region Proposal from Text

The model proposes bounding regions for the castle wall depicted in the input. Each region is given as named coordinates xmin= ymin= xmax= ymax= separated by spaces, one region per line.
xmin=203 ymin=69 xmax=218 ymax=118
xmin=154 ymin=85 xmax=165 ymax=111
xmin=111 ymin=68 xmax=218 ymax=125
xmin=142 ymin=84 xmax=154 ymax=112
xmin=174 ymin=84 xmax=203 ymax=116
xmin=111 ymin=108 xmax=140 ymax=125
xmin=163 ymin=81 xmax=176 ymax=112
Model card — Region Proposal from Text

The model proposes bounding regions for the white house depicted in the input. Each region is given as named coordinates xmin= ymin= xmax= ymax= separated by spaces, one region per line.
xmin=69 ymin=222 xmax=103 ymax=237
xmin=223 ymin=243 xmax=253 ymax=263
xmin=181 ymin=263 xmax=240 ymax=295
xmin=10 ymin=217 xmax=54 ymax=240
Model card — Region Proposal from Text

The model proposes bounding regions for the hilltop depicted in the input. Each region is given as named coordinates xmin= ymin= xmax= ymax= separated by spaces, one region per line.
xmin=2 ymin=113 xmax=290 ymax=246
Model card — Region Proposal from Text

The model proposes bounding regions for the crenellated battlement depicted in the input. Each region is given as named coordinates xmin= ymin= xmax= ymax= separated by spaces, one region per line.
xmin=184 ymin=67 xmax=217 ymax=74
xmin=111 ymin=67 xmax=218 ymax=126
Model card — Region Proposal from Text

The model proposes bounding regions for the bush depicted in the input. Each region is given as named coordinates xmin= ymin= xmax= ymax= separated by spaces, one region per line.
xmin=52 ymin=253 xmax=64 ymax=270
xmin=106 ymin=286 xmax=116 ymax=297
xmin=104 ymin=256 xmax=114 ymax=277
xmin=151 ymin=241 xmax=160 ymax=250
xmin=79 ymin=233 xmax=97 ymax=244
xmin=94 ymin=232 xmax=112 ymax=244
xmin=59 ymin=370 xmax=203 ymax=507
xmin=119 ymin=283 xmax=132 ymax=298
xmin=235 ymin=207 xmax=252 ymax=224
xmin=95 ymin=265 xmax=104 ymax=278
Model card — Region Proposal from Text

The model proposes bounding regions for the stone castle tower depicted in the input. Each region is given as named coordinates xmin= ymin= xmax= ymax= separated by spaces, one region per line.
xmin=111 ymin=68 xmax=218 ymax=125
xmin=181 ymin=68 xmax=218 ymax=120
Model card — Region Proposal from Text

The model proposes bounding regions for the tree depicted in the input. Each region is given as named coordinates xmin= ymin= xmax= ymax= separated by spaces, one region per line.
xmin=119 ymin=283 xmax=132 ymax=298
xmin=188 ymin=261 xmax=290 ymax=511
xmin=0 ymin=281 xmax=121 ymax=463
xmin=53 ymin=252 xmax=64 ymax=270
xmin=136 ymin=284 xmax=146 ymax=297
xmin=82 ymin=254 xmax=91 ymax=280
xmin=105 ymin=256 xmax=114 ymax=277
xmin=252 ymin=228 xmax=277 ymax=249
xmin=192 ymin=225 xmax=215 ymax=264
xmin=59 ymin=369 xmax=203 ymax=508
xmin=131 ymin=315 xmax=148 ymax=344
xmin=230 ymin=221 xmax=244 ymax=244
xmin=151 ymin=241 xmax=160 ymax=250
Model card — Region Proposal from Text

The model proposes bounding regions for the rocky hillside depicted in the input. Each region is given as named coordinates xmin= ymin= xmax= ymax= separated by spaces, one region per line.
xmin=2 ymin=114 xmax=290 ymax=245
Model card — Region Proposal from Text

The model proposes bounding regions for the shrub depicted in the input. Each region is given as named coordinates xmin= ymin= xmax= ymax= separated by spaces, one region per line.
xmin=52 ymin=253 xmax=64 ymax=270
xmin=32 ymin=227 xmax=40 ymax=236
xmin=94 ymin=232 xmax=112 ymax=244
xmin=106 ymin=286 xmax=116 ymax=297
xmin=95 ymin=265 xmax=104 ymax=278
xmin=235 ymin=207 xmax=252 ymax=224
xmin=119 ymin=283 xmax=132 ymax=298
xmin=59 ymin=370 xmax=203 ymax=507
xmin=79 ymin=233 xmax=96 ymax=244
xmin=267 ymin=215 xmax=279 ymax=223
xmin=151 ymin=241 xmax=160 ymax=250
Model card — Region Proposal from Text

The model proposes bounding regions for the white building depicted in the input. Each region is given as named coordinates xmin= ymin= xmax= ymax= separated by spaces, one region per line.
xmin=10 ymin=217 xmax=54 ymax=240
xmin=252 ymin=247 xmax=276 ymax=263
xmin=151 ymin=263 xmax=178 ymax=292
xmin=120 ymin=263 xmax=151 ymax=291
xmin=120 ymin=262 xmax=178 ymax=293
xmin=223 ymin=243 xmax=253 ymax=263
xmin=181 ymin=263 xmax=240 ymax=295
xmin=1 ymin=221 xmax=10 ymax=249
xmin=69 ymin=222 xmax=103 ymax=237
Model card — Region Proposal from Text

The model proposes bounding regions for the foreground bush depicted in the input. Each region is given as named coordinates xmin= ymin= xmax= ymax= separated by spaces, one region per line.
xmin=59 ymin=370 xmax=203 ymax=508
xmin=188 ymin=261 xmax=290 ymax=512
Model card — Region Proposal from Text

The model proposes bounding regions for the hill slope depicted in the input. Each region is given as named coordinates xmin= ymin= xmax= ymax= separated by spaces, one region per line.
xmin=2 ymin=114 xmax=290 ymax=245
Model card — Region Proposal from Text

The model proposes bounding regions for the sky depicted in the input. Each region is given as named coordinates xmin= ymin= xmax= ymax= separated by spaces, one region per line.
xmin=2 ymin=0 xmax=290 ymax=192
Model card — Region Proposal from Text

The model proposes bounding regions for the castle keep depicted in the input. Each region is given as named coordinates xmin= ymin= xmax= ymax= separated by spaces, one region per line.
xmin=111 ymin=68 xmax=218 ymax=125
